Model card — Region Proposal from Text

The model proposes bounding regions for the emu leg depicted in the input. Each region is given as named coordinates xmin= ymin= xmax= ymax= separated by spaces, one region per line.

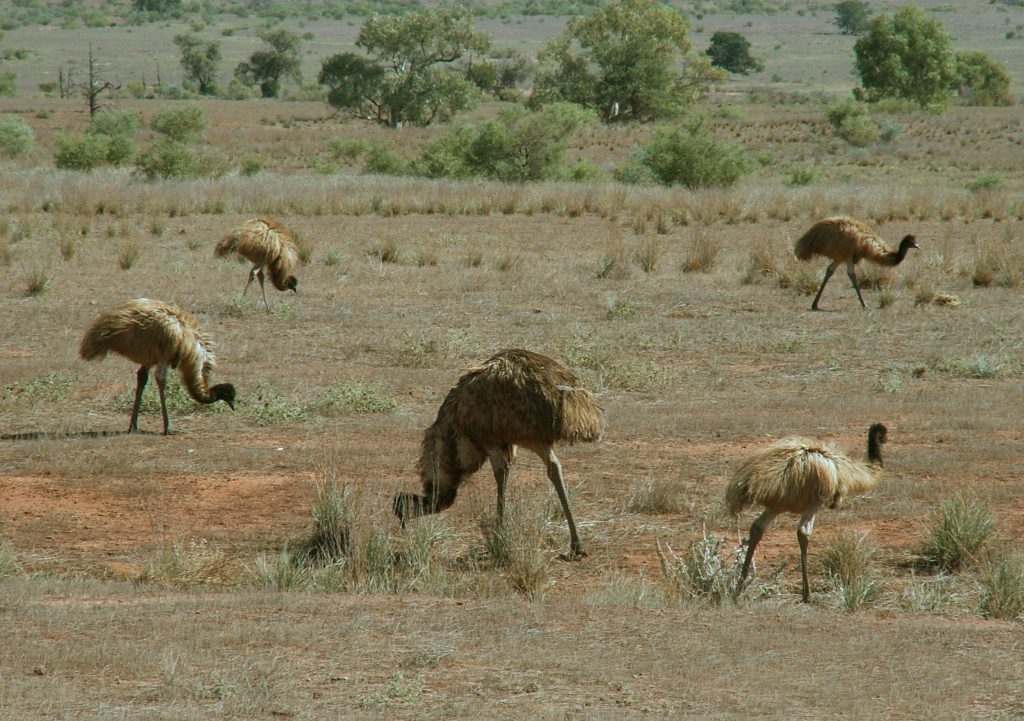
xmin=810 ymin=261 xmax=838 ymax=310
xmin=736 ymin=509 xmax=776 ymax=596
xmin=488 ymin=444 xmax=514 ymax=521
xmin=129 ymin=366 xmax=149 ymax=432
xmin=242 ymin=263 xmax=260 ymax=297
xmin=797 ymin=509 xmax=818 ymax=603
xmin=542 ymin=449 xmax=585 ymax=560
xmin=154 ymin=364 xmax=171 ymax=435
xmin=257 ymin=268 xmax=271 ymax=312
xmin=846 ymin=261 xmax=867 ymax=309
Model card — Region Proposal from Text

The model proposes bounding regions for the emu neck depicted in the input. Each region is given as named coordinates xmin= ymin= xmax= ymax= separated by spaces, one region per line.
xmin=886 ymin=240 xmax=914 ymax=267
xmin=867 ymin=432 xmax=884 ymax=467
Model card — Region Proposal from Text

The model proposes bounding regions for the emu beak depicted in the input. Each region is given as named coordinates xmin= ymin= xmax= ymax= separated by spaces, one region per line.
xmin=227 ymin=399 xmax=236 ymax=411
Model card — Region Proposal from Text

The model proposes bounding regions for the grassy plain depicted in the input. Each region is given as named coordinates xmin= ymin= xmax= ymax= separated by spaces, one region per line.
xmin=1 ymin=2 xmax=1024 ymax=719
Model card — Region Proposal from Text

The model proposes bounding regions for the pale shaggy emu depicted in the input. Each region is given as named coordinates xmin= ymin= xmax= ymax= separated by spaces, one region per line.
xmin=393 ymin=349 xmax=605 ymax=559
xmin=794 ymin=216 xmax=918 ymax=310
xmin=726 ymin=423 xmax=887 ymax=602
xmin=79 ymin=298 xmax=236 ymax=434
xmin=214 ymin=218 xmax=299 ymax=311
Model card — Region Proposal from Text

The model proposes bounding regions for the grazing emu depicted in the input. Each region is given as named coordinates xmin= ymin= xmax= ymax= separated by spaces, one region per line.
xmin=214 ymin=218 xmax=298 ymax=311
xmin=726 ymin=423 xmax=887 ymax=602
xmin=393 ymin=349 xmax=605 ymax=559
xmin=794 ymin=216 xmax=918 ymax=310
xmin=79 ymin=298 xmax=236 ymax=434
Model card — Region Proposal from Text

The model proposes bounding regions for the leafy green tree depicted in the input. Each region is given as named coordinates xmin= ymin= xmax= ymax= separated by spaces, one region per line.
xmin=235 ymin=29 xmax=302 ymax=98
xmin=834 ymin=0 xmax=872 ymax=35
xmin=174 ymin=33 xmax=221 ymax=95
xmin=853 ymin=5 xmax=958 ymax=108
xmin=318 ymin=7 xmax=490 ymax=127
xmin=706 ymin=31 xmax=763 ymax=75
xmin=531 ymin=0 xmax=722 ymax=123
xmin=955 ymin=51 xmax=1012 ymax=106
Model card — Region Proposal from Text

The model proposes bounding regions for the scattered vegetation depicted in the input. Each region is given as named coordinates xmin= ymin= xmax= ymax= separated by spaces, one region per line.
xmin=821 ymin=531 xmax=881 ymax=611
xmin=917 ymin=495 xmax=994 ymax=572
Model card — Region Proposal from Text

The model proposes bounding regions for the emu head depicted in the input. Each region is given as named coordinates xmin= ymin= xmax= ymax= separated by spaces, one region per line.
xmin=286 ymin=276 xmax=298 ymax=293
xmin=392 ymin=492 xmax=426 ymax=527
xmin=212 ymin=383 xmax=236 ymax=410
xmin=900 ymin=235 xmax=919 ymax=251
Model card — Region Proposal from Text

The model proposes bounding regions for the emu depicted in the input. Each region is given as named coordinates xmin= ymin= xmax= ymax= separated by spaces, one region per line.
xmin=726 ymin=423 xmax=887 ymax=602
xmin=795 ymin=216 xmax=918 ymax=310
xmin=215 ymin=218 xmax=299 ymax=311
xmin=79 ymin=298 xmax=236 ymax=434
xmin=393 ymin=349 xmax=605 ymax=559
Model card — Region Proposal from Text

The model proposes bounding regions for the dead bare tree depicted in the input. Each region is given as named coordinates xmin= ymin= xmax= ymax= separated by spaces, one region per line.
xmin=83 ymin=44 xmax=119 ymax=118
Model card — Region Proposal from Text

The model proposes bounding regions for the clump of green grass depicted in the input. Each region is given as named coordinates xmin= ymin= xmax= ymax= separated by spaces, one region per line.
xmin=626 ymin=479 xmax=690 ymax=515
xmin=633 ymin=237 xmax=662 ymax=273
xmin=367 ymin=239 xmax=402 ymax=265
xmin=658 ymin=527 xmax=741 ymax=606
xmin=494 ymin=253 xmax=520 ymax=272
xmin=966 ymin=172 xmax=1004 ymax=193
xmin=821 ymin=531 xmax=881 ymax=612
xmin=786 ymin=166 xmax=816 ymax=187
xmin=935 ymin=354 xmax=1006 ymax=379
xmin=604 ymin=293 xmax=640 ymax=320
xmin=6 ymin=371 xmax=76 ymax=404
xmin=58 ymin=233 xmax=78 ymax=260
xmin=23 ymin=267 xmax=49 ymax=297
xmin=141 ymin=538 xmax=233 ymax=588
xmin=321 ymin=380 xmax=397 ymax=415
xmin=149 ymin=218 xmax=166 ymax=236
xmin=563 ymin=336 xmax=671 ymax=391
xmin=917 ymin=494 xmax=994 ymax=572
xmin=0 ymin=543 xmax=22 ymax=579
xmin=118 ymin=239 xmax=140 ymax=270
xmin=291 ymin=481 xmax=353 ymax=567
xmin=900 ymin=572 xmax=956 ymax=614
xmin=979 ymin=552 xmax=1024 ymax=621
xmin=244 ymin=382 xmax=308 ymax=424
xmin=479 ymin=498 xmax=551 ymax=600
xmin=397 ymin=329 xmax=472 ymax=369
xmin=742 ymin=238 xmax=780 ymax=285
xmin=596 ymin=248 xmax=631 ymax=280
xmin=681 ymin=231 xmax=718 ymax=273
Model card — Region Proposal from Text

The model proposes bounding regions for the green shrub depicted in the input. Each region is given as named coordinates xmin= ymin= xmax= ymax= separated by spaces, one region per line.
xmin=631 ymin=120 xmax=749 ymax=189
xmin=786 ymin=166 xmax=816 ymax=187
xmin=240 ymin=155 xmax=264 ymax=176
xmin=966 ymin=172 xmax=1004 ymax=193
xmin=54 ymin=133 xmax=110 ymax=171
xmin=0 ymin=114 xmax=33 ymax=158
xmin=150 ymin=104 xmax=206 ymax=141
xmin=135 ymin=138 xmax=197 ymax=180
xmin=414 ymin=103 xmax=595 ymax=182
xmin=363 ymin=141 xmax=411 ymax=176
xmin=827 ymin=98 xmax=878 ymax=146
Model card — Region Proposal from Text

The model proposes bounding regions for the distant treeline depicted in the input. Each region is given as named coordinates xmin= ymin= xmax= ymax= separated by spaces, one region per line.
xmin=0 ymin=0 xmax=607 ymax=30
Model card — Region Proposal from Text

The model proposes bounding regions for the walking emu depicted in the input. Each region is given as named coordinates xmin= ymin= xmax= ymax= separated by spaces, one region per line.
xmin=393 ymin=349 xmax=605 ymax=559
xmin=214 ymin=218 xmax=298 ymax=311
xmin=79 ymin=298 xmax=236 ymax=434
xmin=726 ymin=423 xmax=887 ymax=602
xmin=794 ymin=216 xmax=918 ymax=310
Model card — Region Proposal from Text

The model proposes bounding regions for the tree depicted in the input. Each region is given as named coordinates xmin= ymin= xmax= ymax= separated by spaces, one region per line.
xmin=318 ymin=7 xmax=490 ymax=127
xmin=834 ymin=0 xmax=872 ymax=35
xmin=235 ymin=29 xmax=302 ymax=98
xmin=853 ymin=5 xmax=958 ymax=108
xmin=133 ymin=0 xmax=182 ymax=15
xmin=531 ymin=0 xmax=722 ymax=123
xmin=83 ymin=45 xmax=118 ymax=119
xmin=706 ymin=31 xmax=763 ymax=75
xmin=955 ymin=51 xmax=1012 ymax=106
xmin=174 ymin=33 xmax=221 ymax=95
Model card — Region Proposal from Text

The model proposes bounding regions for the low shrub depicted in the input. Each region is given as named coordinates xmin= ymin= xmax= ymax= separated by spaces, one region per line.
xmin=0 ymin=114 xmax=33 ymax=158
